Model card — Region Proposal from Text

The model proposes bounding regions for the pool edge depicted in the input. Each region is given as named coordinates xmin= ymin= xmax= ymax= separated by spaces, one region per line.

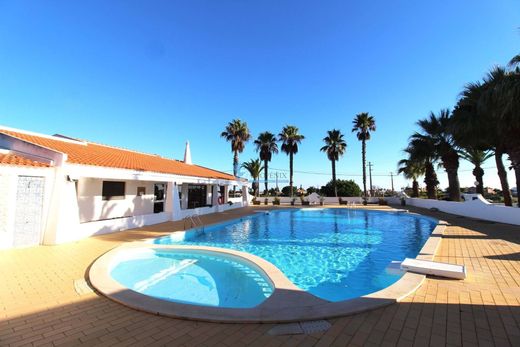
xmin=88 ymin=208 xmax=448 ymax=323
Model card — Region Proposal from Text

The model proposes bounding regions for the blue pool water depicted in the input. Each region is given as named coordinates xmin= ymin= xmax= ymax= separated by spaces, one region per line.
xmin=154 ymin=209 xmax=437 ymax=302
xmin=111 ymin=248 xmax=274 ymax=308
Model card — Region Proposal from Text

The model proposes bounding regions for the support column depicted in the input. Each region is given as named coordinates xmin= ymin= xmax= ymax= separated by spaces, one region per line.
xmin=242 ymin=185 xmax=249 ymax=206
xmin=223 ymin=185 xmax=229 ymax=204
xmin=181 ymin=183 xmax=189 ymax=210
xmin=43 ymin=167 xmax=80 ymax=245
xmin=171 ymin=182 xmax=182 ymax=221
xmin=211 ymin=185 xmax=219 ymax=206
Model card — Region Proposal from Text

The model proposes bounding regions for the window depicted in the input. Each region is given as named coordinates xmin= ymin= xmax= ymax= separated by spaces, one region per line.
xmin=137 ymin=186 xmax=146 ymax=196
xmin=187 ymin=185 xmax=207 ymax=209
xmin=102 ymin=181 xmax=125 ymax=200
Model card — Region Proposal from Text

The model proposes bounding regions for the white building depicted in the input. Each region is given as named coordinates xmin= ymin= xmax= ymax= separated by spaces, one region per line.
xmin=0 ymin=126 xmax=249 ymax=249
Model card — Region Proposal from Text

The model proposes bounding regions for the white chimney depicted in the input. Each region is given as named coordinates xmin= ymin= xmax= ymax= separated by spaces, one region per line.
xmin=183 ymin=141 xmax=192 ymax=165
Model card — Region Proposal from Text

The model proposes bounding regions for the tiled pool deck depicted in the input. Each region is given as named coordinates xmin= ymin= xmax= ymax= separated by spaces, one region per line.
xmin=1 ymin=206 xmax=519 ymax=346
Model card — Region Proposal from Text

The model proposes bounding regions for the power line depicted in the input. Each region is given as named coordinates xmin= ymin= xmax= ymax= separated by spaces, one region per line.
xmin=218 ymin=166 xmax=501 ymax=177
xmin=268 ymin=167 xmax=392 ymax=177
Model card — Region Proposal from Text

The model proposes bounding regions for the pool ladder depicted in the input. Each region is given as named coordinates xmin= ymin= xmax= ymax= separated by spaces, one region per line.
xmin=183 ymin=215 xmax=204 ymax=231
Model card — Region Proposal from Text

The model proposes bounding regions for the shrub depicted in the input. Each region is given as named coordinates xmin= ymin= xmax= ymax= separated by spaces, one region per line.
xmin=281 ymin=186 xmax=298 ymax=197
xmin=320 ymin=179 xmax=361 ymax=197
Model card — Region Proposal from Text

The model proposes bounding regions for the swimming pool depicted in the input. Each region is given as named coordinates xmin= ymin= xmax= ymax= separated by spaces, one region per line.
xmin=110 ymin=248 xmax=274 ymax=308
xmin=154 ymin=208 xmax=438 ymax=302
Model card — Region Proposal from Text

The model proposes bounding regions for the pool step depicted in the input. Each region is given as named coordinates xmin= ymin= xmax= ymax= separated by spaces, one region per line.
xmin=400 ymin=258 xmax=466 ymax=279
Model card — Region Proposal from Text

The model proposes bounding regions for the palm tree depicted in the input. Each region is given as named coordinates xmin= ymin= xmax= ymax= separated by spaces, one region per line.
xmin=397 ymin=157 xmax=425 ymax=198
xmin=254 ymin=132 xmax=278 ymax=196
xmin=460 ymin=148 xmax=493 ymax=195
xmin=491 ymin=66 xmax=520 ymax=206
xmin=278 ymin=125 xmax=305 ymax=197
xmin=352 ymin=113 xmax=376 ymax=200
xmin=509 ymin=54 xmax=520 ymax=67
xmin=220 ymin=119 xmax=251 ymax=177
xmin=241 ymin=159 xmax=264 ymax=197
xmin=405 ymin=137 xmax=439 ymax=199
xmin=411 ymin=109 xmax=461 ymax=201
xmin=481 ymin=67 xmax=518 ymax=206
xmin=451 ymin=72 xmax=513 ymax=206
xmin=320 ymin=129 xmax=347 ymax=197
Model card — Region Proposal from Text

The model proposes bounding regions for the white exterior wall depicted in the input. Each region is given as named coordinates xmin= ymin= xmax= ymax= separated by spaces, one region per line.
xmin=77 ymin=178 xmax=156 ymax=223
xmin=386 ymin=194 xmax=520 ymax=226
xmin=0 ymin=131 xmax=249 ymax=248
xmin=0 ymin=165 xmax=55 ymax=249
xmin=0 ymin=173 xmax=17 ymax=248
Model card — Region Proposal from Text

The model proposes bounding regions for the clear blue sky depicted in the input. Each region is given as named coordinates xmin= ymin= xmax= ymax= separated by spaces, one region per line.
xmin=1 ymin=1 xmax=519 ymax=190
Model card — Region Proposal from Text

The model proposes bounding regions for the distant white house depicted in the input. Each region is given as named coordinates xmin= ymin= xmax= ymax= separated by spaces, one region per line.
xmin=0 ymin=126 xmax=249 ymax=249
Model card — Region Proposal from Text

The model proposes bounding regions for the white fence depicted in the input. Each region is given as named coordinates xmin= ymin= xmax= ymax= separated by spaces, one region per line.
xmin=387 ymin=194 xmax=520 ymax=226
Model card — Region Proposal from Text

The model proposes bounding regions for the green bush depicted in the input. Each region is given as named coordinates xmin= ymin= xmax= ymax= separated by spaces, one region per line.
xmin=320 ymin=179 xmax=362 ymax=197
xmin=281 ymin=185 xmax=298 ymax=197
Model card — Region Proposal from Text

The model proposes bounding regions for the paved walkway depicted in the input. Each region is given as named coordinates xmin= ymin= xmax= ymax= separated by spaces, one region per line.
xmin=0 ymin=206 xmax=519 ymax=346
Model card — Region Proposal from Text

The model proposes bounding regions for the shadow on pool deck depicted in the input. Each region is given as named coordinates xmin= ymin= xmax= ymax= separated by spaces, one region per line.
xmin=1 ymin=292 xmax=519 ymax=346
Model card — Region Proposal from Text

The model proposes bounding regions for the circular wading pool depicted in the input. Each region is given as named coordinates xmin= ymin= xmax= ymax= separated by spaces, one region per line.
xmin=109 ymin=248 xmax=274 ymax=308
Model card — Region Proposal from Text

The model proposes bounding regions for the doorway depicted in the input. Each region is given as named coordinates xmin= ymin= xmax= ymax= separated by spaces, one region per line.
xmin=153 ymin=183 xmax=166 ymax=213
xmin=13 ymin=176 xmax=45 ymax=247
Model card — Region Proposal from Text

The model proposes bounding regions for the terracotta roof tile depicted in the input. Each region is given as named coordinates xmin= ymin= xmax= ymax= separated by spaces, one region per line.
xmin=0 ymin=153 xmax=50 ymax=167
xmin=0 ymin=129 xmax=236 ymax=180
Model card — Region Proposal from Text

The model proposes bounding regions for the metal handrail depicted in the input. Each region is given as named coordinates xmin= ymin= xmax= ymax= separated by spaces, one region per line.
xmin=193 ymin=215 xmax=203 ymax=229
xmin=183 ymin=215 xmax=204 ymax=231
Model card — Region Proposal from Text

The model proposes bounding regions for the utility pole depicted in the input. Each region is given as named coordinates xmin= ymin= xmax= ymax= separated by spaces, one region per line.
xmin=390 ymin=172 xmax=394 ymax=192
xmin=368 ymin=162 xmax=374 ymax=197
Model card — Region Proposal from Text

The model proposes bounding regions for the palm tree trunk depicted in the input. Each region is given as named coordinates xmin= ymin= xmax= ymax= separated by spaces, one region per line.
xmin=446 ymin=169 xmax=461 ymax=201
xmin=472 ymin=165 xmax=485 ymax=195
xmin=232 ymin=150 xmax=239 ymax=195
xmin=264 ymin=159 xmax=269 ymax=196
xmin=289 ymin=152 xmax=294 ymax=197
xmin=412 ymin=179 xmax=419 ymax=197
xmin=443 ymin=152 xmax=461 ymax=201
xmin=332 ymin=159 xmax=337 ymax=197
xmin=495 ymin=150 xmax=512 ymax=206
xmin=362 ymin=140 xmax=367 ymax=199
xmin=507 ymin=147 xmax=520 ymax=207
xmin=233 ymin=150 xmax=239 ymax=177
xmin=424 ymin=162 xmax=437 ymax=199
xmin=514 ymin=168 xmax=520 ymax=208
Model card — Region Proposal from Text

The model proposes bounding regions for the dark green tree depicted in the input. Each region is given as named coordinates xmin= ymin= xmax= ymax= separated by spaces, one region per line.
xmin=320 ymin=129 xmax=347 ymax=197
xmin=278 ymin=125 xmax=305 ymax=197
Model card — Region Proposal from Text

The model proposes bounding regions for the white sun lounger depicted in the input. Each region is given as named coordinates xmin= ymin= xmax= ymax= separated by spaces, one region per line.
xmin=400 ymin=258 xmax=466 ymax=279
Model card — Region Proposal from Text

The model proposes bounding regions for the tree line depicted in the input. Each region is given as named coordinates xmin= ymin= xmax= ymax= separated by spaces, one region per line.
xmin=220 ymin=113 xmax=376 ymax=199
xmin=398 ymin=53 xmax=520 ymax=206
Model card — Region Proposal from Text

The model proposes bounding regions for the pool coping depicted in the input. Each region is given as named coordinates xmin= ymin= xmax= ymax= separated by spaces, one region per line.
xmin=88 ymin=209 xmax=448 ymax=323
